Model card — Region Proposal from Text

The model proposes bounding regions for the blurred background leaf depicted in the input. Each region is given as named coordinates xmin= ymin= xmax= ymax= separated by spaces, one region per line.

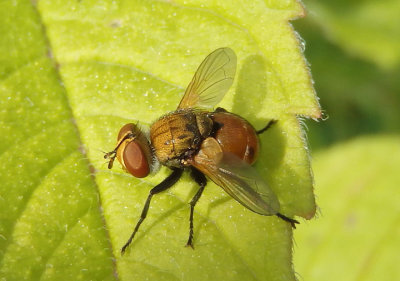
xmin=293 ymin=1 xmax=400 ymax=280
xmin=294 ymin=136 xmax=400 ymax=281
xmin=294 ymin=0 xmax=400 ymax=149
xmin=303 ymin=0 xmax=400 ymax=69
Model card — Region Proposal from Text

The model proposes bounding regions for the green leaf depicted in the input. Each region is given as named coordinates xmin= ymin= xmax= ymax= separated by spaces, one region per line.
xmin=1 ymin=0 xmax=320 ymax=280
xmin=294 ymin=136 xmax=400 ymax=281
xmin=303 ymin=0 xmax=400 ymax=69
xmin=0 ymin=1 xmax=115 ymax=281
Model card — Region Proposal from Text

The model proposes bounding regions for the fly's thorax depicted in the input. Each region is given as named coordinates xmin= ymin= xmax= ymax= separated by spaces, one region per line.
xmin=150 ymin=109 xmax=213 ymax=167
xmin=196 ymin=111 xmax=213 ymax=138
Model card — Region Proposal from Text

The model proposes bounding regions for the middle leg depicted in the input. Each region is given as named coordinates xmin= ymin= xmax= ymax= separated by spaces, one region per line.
xmin=186 ymin=167 xmax=207 ymax=248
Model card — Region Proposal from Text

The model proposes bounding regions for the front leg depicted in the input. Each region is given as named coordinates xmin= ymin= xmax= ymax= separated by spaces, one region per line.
xmin=186 ymin=168 xmax=207 ymax=248
xmin=121 ymin=168 xmax=183 ymax=255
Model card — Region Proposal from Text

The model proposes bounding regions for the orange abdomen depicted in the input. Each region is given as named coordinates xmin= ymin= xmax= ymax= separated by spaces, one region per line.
xmin=211 ymin=112 xmax=259 ymax=165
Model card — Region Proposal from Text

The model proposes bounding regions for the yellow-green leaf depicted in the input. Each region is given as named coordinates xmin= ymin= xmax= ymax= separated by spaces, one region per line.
xmin=1 ymin=0 xmax=320 ymax=280
xmin=0 ymin=1 xmax=115 ymax=280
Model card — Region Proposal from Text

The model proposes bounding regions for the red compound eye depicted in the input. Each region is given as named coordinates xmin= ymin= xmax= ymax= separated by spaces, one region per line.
xmin=122 ymin=140 xmax=150 ymax=178
xmin=118 ymin=123 xmax=135 ymax=141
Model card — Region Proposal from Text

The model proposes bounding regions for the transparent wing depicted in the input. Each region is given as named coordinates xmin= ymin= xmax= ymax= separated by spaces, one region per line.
xmin=192 ymin=138 xmax=280 ymax=215
xmin=178 ymin=47 xmax=237 ymax=109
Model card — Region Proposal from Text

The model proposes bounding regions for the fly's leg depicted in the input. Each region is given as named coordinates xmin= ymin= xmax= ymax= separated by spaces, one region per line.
xmin=214 ymin=107 xmax=228 ymax=113
xmin=256 ymin=120 xmax=277 ymax=135
xmin=121 ymin=168 xmax=183 ymax=255
xmin=186 ymin=168 xmax=207 ymax=248
xmin=276 ymin=213 xmax=299 ymax=229
xmin=257 ymin=121 xmax=299 ymax=228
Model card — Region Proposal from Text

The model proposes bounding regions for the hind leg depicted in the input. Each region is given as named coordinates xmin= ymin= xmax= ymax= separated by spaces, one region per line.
xmin=256 ymin=120 xmax=277 ymax=135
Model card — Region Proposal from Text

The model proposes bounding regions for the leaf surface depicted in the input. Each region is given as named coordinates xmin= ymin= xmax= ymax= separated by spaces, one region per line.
xmin=0 ymin=1 xmax=320 ymax=280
